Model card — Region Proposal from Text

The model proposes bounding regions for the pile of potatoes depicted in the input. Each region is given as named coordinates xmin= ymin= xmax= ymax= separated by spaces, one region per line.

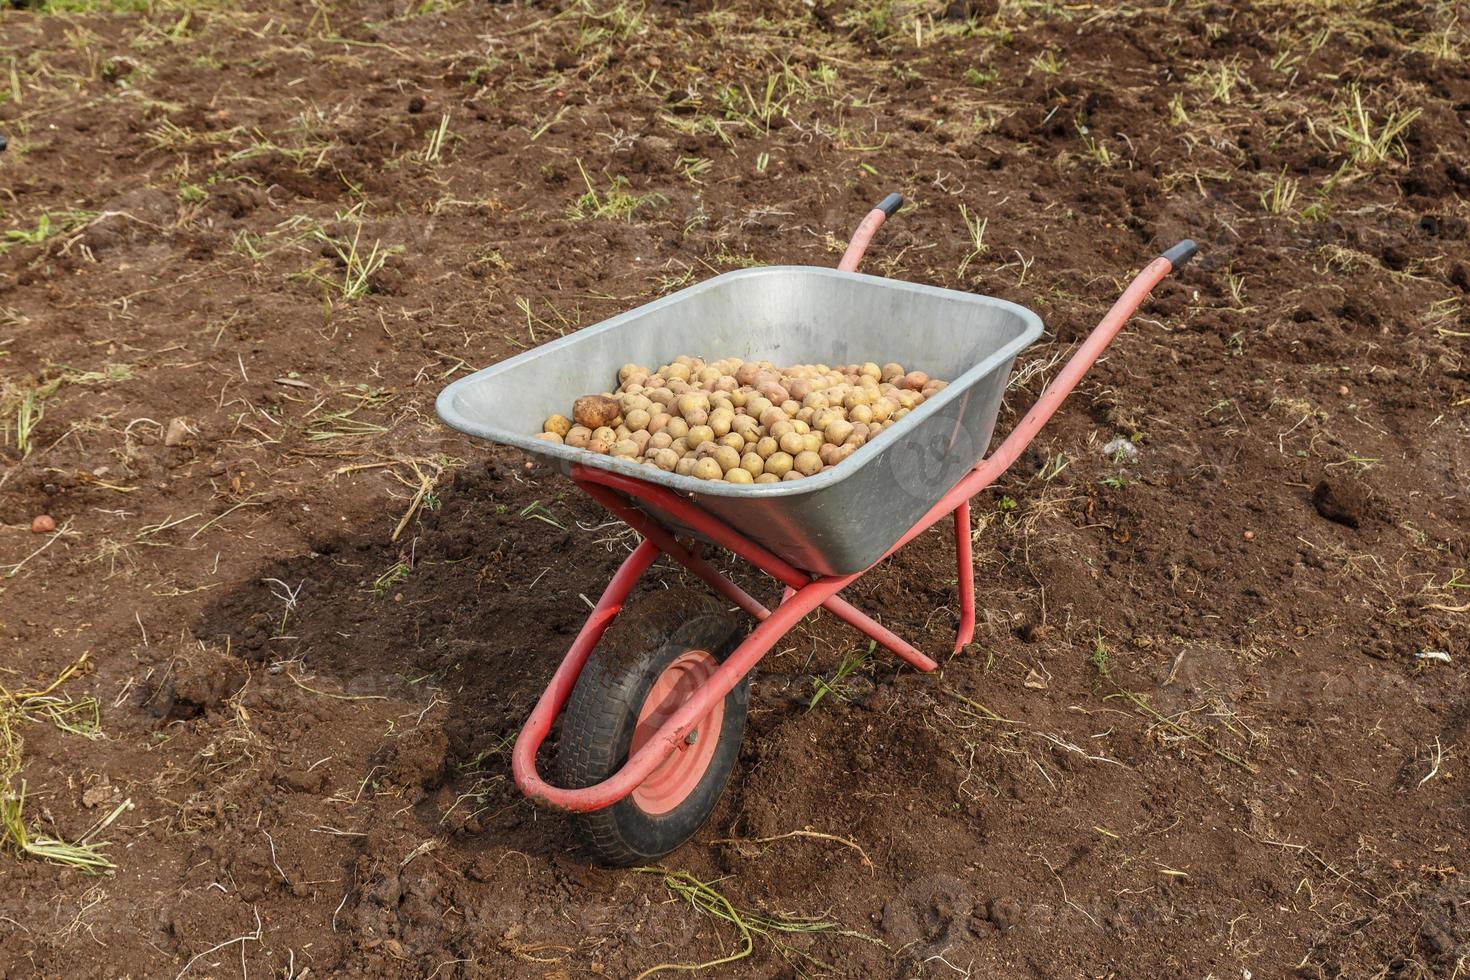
xmin=536 ymin=356 xmax=946 ymax=483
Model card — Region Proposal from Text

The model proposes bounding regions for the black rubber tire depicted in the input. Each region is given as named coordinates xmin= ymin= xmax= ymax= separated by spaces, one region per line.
xmin=555 ymin=589 xmax=749 ymax=866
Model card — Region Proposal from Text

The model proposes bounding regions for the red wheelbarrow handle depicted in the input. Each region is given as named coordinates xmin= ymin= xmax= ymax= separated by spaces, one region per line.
xmin=511 ymin=219 xmax=1199 ymax=814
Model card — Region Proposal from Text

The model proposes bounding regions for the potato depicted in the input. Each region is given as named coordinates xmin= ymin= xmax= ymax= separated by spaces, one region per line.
xmin=573 ymin=394 xmax=622 ymax=429
xmin=902 ymin=370 xmax=929 ymax=391
xmin=625 ymin=408 xmax=652 ymax=432
xmin=536 ymin=431 xmax=563 ymax=444
xmin=587 ymin=438 xmax=609 ymax=454
xmin=565 ymin=425 xmax=592 ymax=448
xmin=824 ymin=418 xmax=853 ymax=445
xmin=801 ymin=432 xmax=823 ymax=454
xmin=765 ymin=451 xmax=793 ymax=477
xmin=709 ymin=410 xmax=734 ymax=438
xmin=754 ymin=436 xmax=778 ymax=459
xmin=692 ymin=457 xmax=723 ymax=480
xmin=849 ymin=403 xmax=874 ymax=424
xmin=666 ymin=362 xmax=691 ymax=382
xmin=778 ymin=431 xmax=804 ymax=456
xmin=881 ymin=362 xmax=905 ymax=383
xmin=782 ymin=470 xmax=805 ymax=481
xmin=630 ymin=430 xmax=651 ymax=453
xmin=653 ymin=448 xmax=680 ymax=470
xmin=592 ymin=425 xmax=617 ymax=445
xmin=665 ymin=417 xmax=690 ymax=439
xmin=719 ymin=433 xmax=745 ymax=452
xmin=675 ymin=457 xmax=697 ymax=476
xmin=686 ymin=424 xmax=714 ymax=446
xmin=543 ymin=414 xmax=572 ymax=437
xmin=722 ymin=466 xmax=752 ymax=484
xmin=611 ymin=439 xmax=640 ymax=457
xmin=755 ymin=473 xmax=780 ymax=484
xmin=860 ymin=361 xmax=881 ymax=380
xmin=649 ymin=431 xmax=673 ymax=451
xmin=793 ymin=450 xmax=822 ymax=476
xmin=740 ymin=452 xmax=764 ymax=476
xmin=708 ymin=445 xmax=740 ymax=473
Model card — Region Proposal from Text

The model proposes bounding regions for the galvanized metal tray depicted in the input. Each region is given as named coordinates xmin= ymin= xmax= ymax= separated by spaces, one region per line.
xmin=436 ymin=265 xmax=1043 ymax=575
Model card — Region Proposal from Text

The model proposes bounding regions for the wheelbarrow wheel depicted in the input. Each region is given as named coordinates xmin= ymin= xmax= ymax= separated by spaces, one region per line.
xmin=556 ymin=589 xmax=750 ymax=866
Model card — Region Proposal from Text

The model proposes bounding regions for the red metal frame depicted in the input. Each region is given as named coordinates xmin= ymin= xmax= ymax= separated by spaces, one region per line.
xmin=511 ymin=211 xmax=1186 ymax=813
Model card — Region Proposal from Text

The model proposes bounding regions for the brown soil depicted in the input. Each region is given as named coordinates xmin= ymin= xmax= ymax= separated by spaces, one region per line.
xmin=2 ymin=1 xmax=1468 ymax=976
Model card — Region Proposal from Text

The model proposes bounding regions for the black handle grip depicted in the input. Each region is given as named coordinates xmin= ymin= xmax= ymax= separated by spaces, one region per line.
xmin=875 ymin=192 xmax=903 ymax=216
xmin=1161 ymin=239 xmax=1198 ymax=268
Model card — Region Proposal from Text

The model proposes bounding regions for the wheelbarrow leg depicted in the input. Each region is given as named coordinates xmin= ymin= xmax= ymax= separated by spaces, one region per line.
xmin=953 ymin=501 xmax=975 ymax=654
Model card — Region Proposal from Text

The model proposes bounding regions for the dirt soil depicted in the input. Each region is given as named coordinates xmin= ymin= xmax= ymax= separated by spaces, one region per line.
xmin=2 ymin=0 xmax=1469 ymax=976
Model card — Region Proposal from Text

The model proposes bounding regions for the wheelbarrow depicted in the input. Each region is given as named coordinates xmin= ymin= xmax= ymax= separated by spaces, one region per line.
xmin=437 ymin=193 xmax=1197 ymax=865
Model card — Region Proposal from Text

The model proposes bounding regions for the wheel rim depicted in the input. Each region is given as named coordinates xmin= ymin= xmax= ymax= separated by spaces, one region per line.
xmin=630 ymin=649 xmax=724 ymax=815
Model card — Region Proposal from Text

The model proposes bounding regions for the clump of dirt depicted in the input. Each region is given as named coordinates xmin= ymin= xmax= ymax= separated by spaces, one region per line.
xmin=1311 ymin=477 xmax=1375 ymax=528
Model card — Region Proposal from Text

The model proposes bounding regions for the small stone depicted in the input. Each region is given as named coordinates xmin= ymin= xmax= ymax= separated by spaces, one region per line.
xmin=31 ymin=515 xmax=56 ymax=534
xmin=1019 ymin=623 xmax=1051 ymax=644
xmin=81 ymin=783 xmax=114 ymax=808
xmin=164 ymin=417 xmax=189 ymax=446
xmin=1243 ymin=530 xmax=1255 ymax=541
xmin=1102 ymin=437 xmax=1138 ymax=462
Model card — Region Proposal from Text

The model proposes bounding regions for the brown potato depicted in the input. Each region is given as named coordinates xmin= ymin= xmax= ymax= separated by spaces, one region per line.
xmin=572 ymin=394 xmax=622 ymax=428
